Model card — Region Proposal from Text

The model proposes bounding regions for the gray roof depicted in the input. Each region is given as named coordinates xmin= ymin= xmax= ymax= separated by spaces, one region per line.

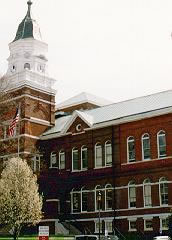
xmin=42 ymin=90 xmax=172 ymax=139
xmin=13 ymin=1 xmax=42 ymax=42
xmin=56 ymin=92 xmax=113 ymax=110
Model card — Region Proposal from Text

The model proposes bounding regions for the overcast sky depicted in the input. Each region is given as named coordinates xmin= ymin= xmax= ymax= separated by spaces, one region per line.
xmin=1 ymin=0 xmax=172 ymax=104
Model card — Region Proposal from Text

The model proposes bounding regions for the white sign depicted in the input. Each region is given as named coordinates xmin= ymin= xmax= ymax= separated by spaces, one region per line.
xmin=39 ymin=226 xmax=49 ymax=236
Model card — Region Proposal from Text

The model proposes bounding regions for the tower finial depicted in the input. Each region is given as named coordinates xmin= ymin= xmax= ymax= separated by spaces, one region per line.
xmin=27 ymin=0 xmax=33 ymax=9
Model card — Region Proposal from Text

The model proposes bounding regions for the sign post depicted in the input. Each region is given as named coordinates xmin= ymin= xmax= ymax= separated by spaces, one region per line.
xmin=39 ymin=226 xmax=49 ymax=240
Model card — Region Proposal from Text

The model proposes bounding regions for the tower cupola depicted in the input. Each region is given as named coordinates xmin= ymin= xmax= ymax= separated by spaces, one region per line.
xmin=13 ymin=0 xmax=42 ymax=42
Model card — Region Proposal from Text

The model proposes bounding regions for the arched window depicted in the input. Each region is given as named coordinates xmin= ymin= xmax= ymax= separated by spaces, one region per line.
xmin=72 ymin=148 xmax=79 ymax=171
xmin=81 ymin=186 xmax=88 ymax=212
xmin=24 ymin=63 xmax=30 ymax=70
xmin=50 ymin=152 xmax=57 ymax=168
xmin=157 ymin=131 xmax=166 ymax=158
xmin=105 ymin=184 xmax=113 ymax=210
xmin=95 ymin=185 xmax=104 ymax=211
xmin=95 ymin=143 xmax=102 ymax=167
xmin=105 ymin=141 xmax=112 ymax=166
xmin=81 ymin=146 xmax=88 ymax=170
xmin=142 ymin=133 xmax=151 ymax=160
xmin=127 ymin=137 xmax=135 ymax=162
xmin=59 ymin=150 xmax=65 ymax=169
xmin=128 ymin=180 xmax=136 ymax=208
xmin=143 ymin=179 xmax=152 ymax=207
xmin=159 ymin=177 xmax=168 ymax=205
xmin=71 ymin=188 xmax=81 ymax=213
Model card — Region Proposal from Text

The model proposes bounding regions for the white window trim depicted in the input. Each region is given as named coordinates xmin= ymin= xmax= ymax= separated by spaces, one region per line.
xmin=81 ymin=187 xmax=88 ymax=213
xmin=160 ymin=215 xmax=169 ymax=231
xmin=95 ymin=185 xmax=103 ymax=211
xmin=95 ymin=143 xmax=103 ymax=168
xmin=94 ymin=220 xmax=103 ymax=233
xmin=105 ymin=140 xmax=112 ymax=167
xmin=50 ymin=152 xmax=58 ymax=168
xmin=143 ymin=179 xmax=152 ymax=208
xmin=142 ymin=133 xmax=151 ymax=161
xmin=59 ymin=150 xmax=65 ymax=170
xmin=71 ymin=189 xmax=81 ymax=213
xmin=129 ymin=219 xmax=137 ymax=232
xmin=81 ymin=145 xmax=88 ymax=170
xmin=32 ymin=154 xmax=42 ymax=172
xmin=144 ymin=218 xmax=153 ymax=231
xmin=128 ymin=181 xmax=136 ymax=209
xmin=105 ymin=220 xmax=113 ymax=233
xmin=105 ymin=184 xmax=113 ymax=211
xmin=157 ymin=130 xmax=166 ymax=159
xmin=159 ymin=177 xmax=168 ymax=206
xmin=127 ymin=136 xmax=135 ymax=163
xmin=72 ymin=147 xmax=79 ymax=171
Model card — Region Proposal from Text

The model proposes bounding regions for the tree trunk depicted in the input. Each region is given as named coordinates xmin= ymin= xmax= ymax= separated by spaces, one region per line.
xmin=13 ymin=226 xmax=21 ymax=240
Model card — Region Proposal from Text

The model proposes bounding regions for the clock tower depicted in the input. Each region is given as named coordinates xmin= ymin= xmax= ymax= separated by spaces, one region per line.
xmin=4 ymin=0 xmax=57 ymax=168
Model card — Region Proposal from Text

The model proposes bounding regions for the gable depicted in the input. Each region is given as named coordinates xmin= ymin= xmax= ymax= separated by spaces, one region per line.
xmin=67 ymin=116 xmax=90 ymax=135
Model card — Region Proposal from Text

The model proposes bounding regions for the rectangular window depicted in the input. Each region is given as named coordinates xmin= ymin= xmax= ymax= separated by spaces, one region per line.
xmin=95 ymin=145 xmax=102 ymax=167
xmin=50 ymin=152 xmax=58 ymax=168
xmin=81 ymin=147 xmax=88 ymax=169
xmin=143 ymin=138 xmax=151 ymax=160
xmin=128 ymin=138 xmax=135 ymax=162
xmin=106 ymin=143 xmax=112 ymax=166
xmin=161 ymin=218 xmax=169 ymax=230
xmin=144 ymin=219 xmax=153 ymax=231
xmin=59 ymin=151 xmax=65 ymax=169
xmin=31 ymin=155 xmax=42 ymax=172
xmin=144 ymin=185 xmax=152 ymax=207
xmin=82 ymin=192 xmax=88 ymax=212
xmin=129 ymin=187 xmax=136 ymax=208
xmin=73 ymin=149 xmax=79 ymax=170
xmin=160 ymin=183 xmax=168 ymax=205
xmin=129 ymin=220 xmax=137 ymax=231
xmin=106 ymin=221 xmax=113 ymax=233
xmin=95 ymin=221 xmax=102 ymax=233
xmin=106 ymin=189 xmax=113 ymax=210
xmin=72 ymin=193 xmax=80 ymax=213
xmin=158 ymin=134 xmax=166 ymax=157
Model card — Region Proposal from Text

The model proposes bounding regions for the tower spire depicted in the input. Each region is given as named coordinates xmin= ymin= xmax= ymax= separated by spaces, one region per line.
xmin=27 ymin=0 xmax=33 ymax=17
xmin=13 ymin=0 xmax=42 ymax=42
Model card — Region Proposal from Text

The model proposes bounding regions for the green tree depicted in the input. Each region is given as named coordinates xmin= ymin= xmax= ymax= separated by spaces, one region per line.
xmin=0 ymin=157 xmax=43 ymax=240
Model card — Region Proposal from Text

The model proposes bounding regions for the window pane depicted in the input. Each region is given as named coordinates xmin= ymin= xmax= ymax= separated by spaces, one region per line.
xmin=128 ymin=139 xmax=135 ymax=162
xmin=158 ymin=134 xmax=166 ymax=157
xmin=130 ymin=221 xmax=136 ymax=230
xmin=129 ymin=186 xmax=136 ymax=207
xmin=95 ymin=145 xmax=102 ymax=167
xmin=106 ymin=144 xmax=112 ymax=165
xmin=82 ymin=192 xmax=88 ymax=211
xmin=106 ymin=189 xmax=113 ymax=210
xmin=82 ymin=148 xmax=88 ymax=169
xmin=145 ymin=220 xmax=153 ymax=230
xmin=59 ymin=152 xmax=65 ymax=169
xmin=144 ymin=184 xmax=152 ymax=207
xmin=73 ymin=150 xmax=79 ymax=170
xmin=73 ymin=193 xmax=80 ymax=212
xmin=143 ymin=137 xmax=151 ymax=159
xmin=160 ymin=182 xmax=168 ymax=205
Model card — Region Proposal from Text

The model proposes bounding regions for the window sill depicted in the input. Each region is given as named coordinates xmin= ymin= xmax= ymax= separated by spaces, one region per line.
xmin=144 ymin=229 xmax=153 ymax=231
xmin=94 ymin=166 xmax=112 ymax=169
xmin=129 ymin=229 xmax=137 ymax=232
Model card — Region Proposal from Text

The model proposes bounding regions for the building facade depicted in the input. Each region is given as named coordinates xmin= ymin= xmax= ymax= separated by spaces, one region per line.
xmin=0 ymin=1 xmax=172 ymax=239
xmin=40 ymin=92 xmax=172 ymax=238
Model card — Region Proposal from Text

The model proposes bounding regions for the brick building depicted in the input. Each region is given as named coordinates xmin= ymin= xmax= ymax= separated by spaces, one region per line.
xmin=0 ymin=1 xmax=172 ymax=239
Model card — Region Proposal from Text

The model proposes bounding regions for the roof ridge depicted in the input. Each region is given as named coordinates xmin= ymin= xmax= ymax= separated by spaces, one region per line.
xmin=85 ymin=89 xmax=172 ymax=113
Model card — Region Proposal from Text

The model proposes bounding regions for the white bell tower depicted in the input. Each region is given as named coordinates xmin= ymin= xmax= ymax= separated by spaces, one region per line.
xmin=6 ymin=0 xmax=56 ymax=94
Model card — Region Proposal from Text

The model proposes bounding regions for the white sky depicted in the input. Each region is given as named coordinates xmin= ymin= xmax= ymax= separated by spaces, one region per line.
xmin=1 ymin=0 xmax=172 ymax=104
